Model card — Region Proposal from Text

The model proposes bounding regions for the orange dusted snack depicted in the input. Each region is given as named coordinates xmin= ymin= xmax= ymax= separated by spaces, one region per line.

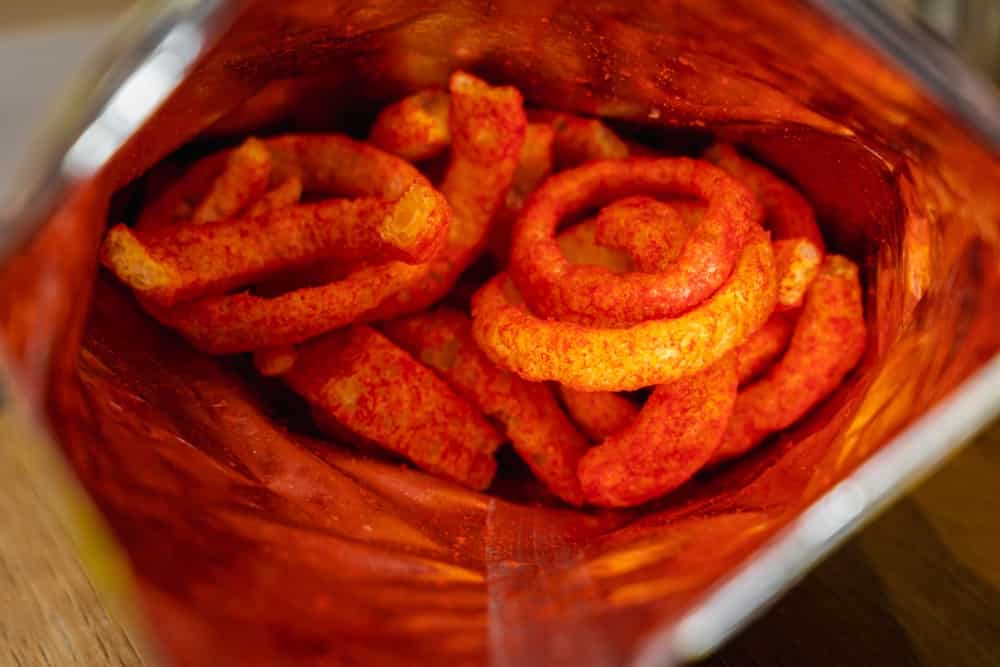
xmin=712 ymin=255 xmax=866 ymax=463
xmin=734 ymin=311 xmax=797 ymax=385
xmin=528 ymin=110 xmax=629 ymax=167
xmin=558 ymin=387 xmax=638 ymax=442
xmin=135 ymin=133 xmax=448 ymax=353
xmin=133 ymin=139 xmax=300 ymax=231
xmin=510 ymin=158 xmax=762 ymax=327
xmin=504 ymin=123 xmax=556 ymax=212
xmin=97 ymin=71 xmax=871 ymax=509
xmin=473 ymin=225 xmax=777 ymax=391
xmin=369 ymin=89 xmax=451 ymax=162
xmin=283 ymin=325 xmax=501 ymax=490
xmin=370 ymin=89 xmax=548 ymax=266
xmin=146 ymin=260 xmax=428 ymax=354
xmin=705 ymin=142 xmax=825 ymax=250
xmin=102 ymin=183 xmax=448 ymax=307
xmin=593 ymin=195 xmax=691 ymax=271
xmin=773 ymin=238 xmax=823 ymax=310
xmin=382 ymin=307 xmax=588 ymax=505
xmin=252 ymin=344 xmax=298 ymax=377
xmin=363 ymin=72 xmax=526 ymax=319
xmin=487 ymin=122 xmax=555 ymax=263
xmin=578 ymin=354 xmax=738 ymax=507
xmin=566 ymin=197 xmax=814 ymax=314
xmin=136 ymin=152 xmax=230 ymax=231
xmin=248 ymin=176 xmax=302 ymax=216
xmin=191 ymin=137 xmax=273 ymax=223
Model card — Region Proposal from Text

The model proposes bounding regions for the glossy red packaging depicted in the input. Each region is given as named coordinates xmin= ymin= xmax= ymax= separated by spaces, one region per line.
xmin=2 ymin=2 xmax=1000 ymax=665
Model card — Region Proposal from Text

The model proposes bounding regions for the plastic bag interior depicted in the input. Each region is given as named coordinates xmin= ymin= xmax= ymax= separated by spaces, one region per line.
xmin=2 ymin=1 xmax=1000 ymax=665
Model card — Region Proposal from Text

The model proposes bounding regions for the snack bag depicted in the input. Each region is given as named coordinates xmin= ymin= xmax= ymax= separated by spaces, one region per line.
xmin=1 ymin=2 xmax=999 ymax=665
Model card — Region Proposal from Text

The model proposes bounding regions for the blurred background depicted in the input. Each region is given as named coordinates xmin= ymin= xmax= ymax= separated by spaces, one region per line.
xmin=0 ymin=1 xmax=998 ymax=666
xmin=896 ymin=0 xmax=1000 ymax=81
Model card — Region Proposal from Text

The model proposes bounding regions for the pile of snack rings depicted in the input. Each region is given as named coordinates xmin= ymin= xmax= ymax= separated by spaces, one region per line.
xmin=101 ymin=72 xmax=866 ymax=507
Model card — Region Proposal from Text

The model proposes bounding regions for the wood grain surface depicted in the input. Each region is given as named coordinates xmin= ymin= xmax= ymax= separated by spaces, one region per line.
xmin=0 ymin=437 xmax=141 ymax=667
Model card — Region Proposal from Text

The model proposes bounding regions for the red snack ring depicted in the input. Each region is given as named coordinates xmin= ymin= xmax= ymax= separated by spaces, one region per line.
xmin=592 ymin=197 xmax=819 ymax=318
xmin=472 ymin=225 xmax=777 ymax=392
xmin=283 ymin=325 xmax=501 ymax=490
xmin=102 ymin=183 xmax=449 ymax=307
xmin=578 ymin=353 xmax=738 ymax=507
xmin=712 ymin=255 xmax=866 ymax=463
xmin=734 ymin=311 xmax=797 ymax=385
xmin=705 ymin=142 xmax=825 ymax=250
xmin=557 ymin=199 xmax=709 ymax=277
xmin=362 ymin=71 xmax=526 ymax=319
xmin=558 ymin=386 xmax=638 ymax=442
xmin=593 ymin=195 xmax=692 ymax=271
xmin=369 ymin=89 xmax=451 ymax=162
xmin=528 ymin=110 xmax=629 ymax=168
xmin=510 ymin=157 xmax=762 ymax=327
xmin=382 ymin=307 xmax=588 ymax=505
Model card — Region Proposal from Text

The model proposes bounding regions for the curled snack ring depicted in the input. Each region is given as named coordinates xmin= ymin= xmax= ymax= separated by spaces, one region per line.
xmin=578 ymin=354 xmax=738 ymax=507
xmin=102 ymin=183 xmax=449 ymax=308
xmin=473 ymin=225 xmax=777 ymax=392
xmin=382 ymin=308 xmax=588 ymax=505
xmin=593 ymin=196 xmax=692 ymax=271
xmin=361 ymin=71 xmax=526 ymax=320
xmin=283 ymin=325 xmax=501 ymax=490
xmin=558 ymin=386 xmax=638 ymax=442
xmin=510 ymin=157 xmax=762 ymax=327
xmin=369 ymin=89 xmax=451 ymax=162
xmin=136 ymin=133 xmax=446 ymax=353
xmin=705 ymin=142 xmax=825 ymax=250
xmin=711 ymin=255 xmax=866 ymax=464
xmin=593 ymin=199 xmax=819 ymax=312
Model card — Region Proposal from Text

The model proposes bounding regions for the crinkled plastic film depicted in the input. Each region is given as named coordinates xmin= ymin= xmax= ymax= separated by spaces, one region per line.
xmin=2 ymin=1 xmax=1000 ymax=666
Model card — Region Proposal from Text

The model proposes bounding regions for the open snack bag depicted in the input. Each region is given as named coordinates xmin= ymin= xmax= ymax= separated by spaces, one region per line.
xmin=2 ymin=1 xmax=1000 ymax=665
